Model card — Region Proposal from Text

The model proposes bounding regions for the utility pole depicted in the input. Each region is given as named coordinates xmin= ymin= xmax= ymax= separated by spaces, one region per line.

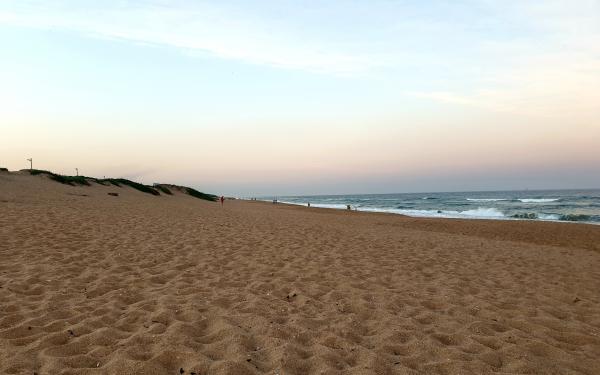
xmin=27 ymin=158 xmax=32 ymax=170
xmin=76 ymin=168 xmax=79 ymax=176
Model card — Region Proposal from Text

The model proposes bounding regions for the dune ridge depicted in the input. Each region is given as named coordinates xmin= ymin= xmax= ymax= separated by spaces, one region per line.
xmin=1 ymin=172 xmax=600 ymax=374
xmin=10 ymin=169 xmax=217 ymax=201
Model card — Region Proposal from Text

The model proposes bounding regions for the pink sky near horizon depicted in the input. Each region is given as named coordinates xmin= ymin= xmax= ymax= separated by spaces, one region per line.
xmin=1 ymin=1 xmax=599 ymax=195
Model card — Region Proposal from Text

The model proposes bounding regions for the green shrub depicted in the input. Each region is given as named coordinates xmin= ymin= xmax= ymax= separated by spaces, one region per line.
xmin=28 ymin=169 xmax=53 ymax=176
xmin=25 ymin=168 xmax=214 ymax=199
xmin=50 ymin=174 xmax=90 ymax=186
xmin=155 ymin=185 xmax=173 ymax=195
xmin=185 ymin=187 xmax=218 ymax=202
xmin=27 ymin=169 xmax=90 ymax=186
xmin=98 ymin=178 xmax=160 ymax=196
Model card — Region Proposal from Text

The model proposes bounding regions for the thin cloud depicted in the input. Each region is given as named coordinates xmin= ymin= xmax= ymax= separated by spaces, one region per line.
xmin=1 ymin=0 xmax=598 ymax=104
xmin=407 ymin=0 xmax=600 ymax=119
xmin=0 ymin=1 xmax=383 ymax=75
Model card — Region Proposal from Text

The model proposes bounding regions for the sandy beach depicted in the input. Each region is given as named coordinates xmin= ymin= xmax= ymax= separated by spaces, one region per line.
xmin=1 ymin=171 xmax=600 ymax=375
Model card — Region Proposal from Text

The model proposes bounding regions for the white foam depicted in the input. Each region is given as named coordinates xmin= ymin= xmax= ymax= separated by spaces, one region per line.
xmin=538 ymin=213 xmax=561 ymax=220
xmin=361 ymin=207 xmax=506 ymax=219
xmin=281 ymin=201 xmax=350 ymax=210
xmin=460 ymin=207 xmax=506 ymax=218
xmin=466 ymin=198 xmax=508 ymax=202
xmin=278 ymin=200 xmax=509 ymax=220
xmin=519 ymin=198 xmax=559 ymax=203
xmin=274 ymin=200 xmax=580 ymax=223
xmin=308 ymin=203 xmax=350 ymax=210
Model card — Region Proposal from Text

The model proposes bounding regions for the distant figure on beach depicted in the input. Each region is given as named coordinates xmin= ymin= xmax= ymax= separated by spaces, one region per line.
xmin=347 ymin=204 xmax=351 ymax=210
xmin=220 ymin=196 xmax=224 ymax=206
xmin=308 ymin=202 xmax=311 ymax=207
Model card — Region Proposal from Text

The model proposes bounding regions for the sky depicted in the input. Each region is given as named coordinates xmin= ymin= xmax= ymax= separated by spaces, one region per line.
xmin=1 ymin=0 xmax=599 ymax=196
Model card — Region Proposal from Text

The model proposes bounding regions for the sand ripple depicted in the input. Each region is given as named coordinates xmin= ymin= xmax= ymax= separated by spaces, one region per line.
xmin=1 ymin=173 xmax=600 ymax=374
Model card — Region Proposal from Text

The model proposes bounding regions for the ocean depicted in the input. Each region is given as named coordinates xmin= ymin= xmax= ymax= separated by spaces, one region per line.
xmin=264 ymin=189 xmax=600 ymax=224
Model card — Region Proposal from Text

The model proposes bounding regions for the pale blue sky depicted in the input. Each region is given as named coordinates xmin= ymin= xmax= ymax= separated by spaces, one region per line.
xmin=1 ymin=1 xmax=599 ymax=195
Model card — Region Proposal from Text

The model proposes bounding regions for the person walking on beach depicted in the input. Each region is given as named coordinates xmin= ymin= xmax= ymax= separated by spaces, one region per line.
xmin=220 ymin=196 xmax=224 ymax=206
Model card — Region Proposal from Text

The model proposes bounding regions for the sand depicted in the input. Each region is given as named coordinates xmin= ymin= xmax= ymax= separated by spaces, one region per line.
xmin=1 ymin=171 xmax=600 ymax=375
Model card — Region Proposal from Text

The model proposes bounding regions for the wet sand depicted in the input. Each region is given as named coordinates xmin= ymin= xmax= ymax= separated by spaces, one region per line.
xmin=1 ymin=171 xmax=600 ymax=374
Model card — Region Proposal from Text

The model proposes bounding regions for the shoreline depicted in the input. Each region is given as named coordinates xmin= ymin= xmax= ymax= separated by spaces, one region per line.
xmin=243 ymin=199 xmax=600 ymax=253
xmin=253 ymin=198 xmax=600 ymax=227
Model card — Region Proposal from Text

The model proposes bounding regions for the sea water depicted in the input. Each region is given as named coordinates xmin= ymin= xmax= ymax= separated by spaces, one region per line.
xmin=265 ymin=190 xmax=600 ymax=224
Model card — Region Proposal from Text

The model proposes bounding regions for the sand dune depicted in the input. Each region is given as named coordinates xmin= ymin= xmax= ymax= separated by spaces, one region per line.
xmin=1 ymin=172 xmax=600 ymax=374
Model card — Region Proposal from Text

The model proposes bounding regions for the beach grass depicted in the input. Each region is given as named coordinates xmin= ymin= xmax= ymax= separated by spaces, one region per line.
xmin=24 ymin=169 xmax=215 ymax=200
xmin=184 ymin=187 xmax=218 ymax=202
xmin=99 ymin=178 xmax=160 ymax=196
xmin=155 ymin=185 xmax=173 ymax=195
xmin=28 ymin=169 xmax=91 ymax=186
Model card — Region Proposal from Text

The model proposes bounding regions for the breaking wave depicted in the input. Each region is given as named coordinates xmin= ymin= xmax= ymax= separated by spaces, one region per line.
xmin=360 ymin=207 xmax=506 ymax=219
xmin=271 ymin=190 xmax=600 ymax=224
xmin=519 ymin=198 xmax=560 ymax=203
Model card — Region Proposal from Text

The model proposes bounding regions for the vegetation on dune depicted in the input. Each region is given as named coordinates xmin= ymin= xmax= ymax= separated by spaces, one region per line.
xmin=28 ymin=169 xmax=54 ymax=176
xmin=184 ymin=187 xmax=218 ymax=202
xmin=24 ymin=169 xmax=216 ymax=201
xmin=52 ymin=175 xmax=91 ymax=186
xmin=0 ymin=167 xmax=8 ymax=172
xmin=155 ymin=185 xmax=173 ymax=195
xmin=28 ymin=169 xmax=91 ymax=186
xmin=154 ymin=183 xmax=217 ymax=201
xmin=99 ymin=178 xmax=160 ymax=196
xmin=96 ymin=179 xmax=121 ymax=187
xmin=26 ymin=169 xmax=157 ymax=194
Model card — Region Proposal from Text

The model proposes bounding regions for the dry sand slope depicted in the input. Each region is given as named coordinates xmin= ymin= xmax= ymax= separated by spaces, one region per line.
xmin=1 ymin=172 xmax=600 ymax=375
